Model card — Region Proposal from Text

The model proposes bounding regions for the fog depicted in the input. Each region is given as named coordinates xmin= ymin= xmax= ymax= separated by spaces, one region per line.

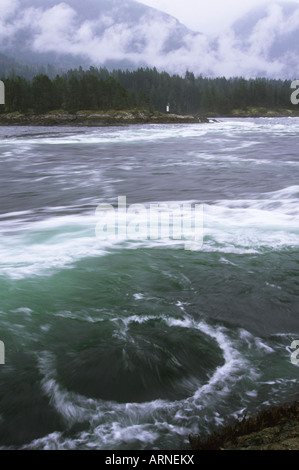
xmin=0 ymin=0 xmax=298 ymax=78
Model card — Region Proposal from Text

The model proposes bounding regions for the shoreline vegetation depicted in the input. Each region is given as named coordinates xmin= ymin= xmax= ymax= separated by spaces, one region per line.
xmin=0 ymin=107 xmax=298 ymax=126
xmin=1 ymin=66 xmax=299 ymax=122
xmin=189 ymin=400 xmax=299 ymax=450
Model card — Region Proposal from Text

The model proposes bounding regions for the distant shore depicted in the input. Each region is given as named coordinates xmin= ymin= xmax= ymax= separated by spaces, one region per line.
xmin=0 ymin=107 xmax=298 ymax=126
xmin=214 ymin=106 xmax=299 ymax=119
xmin=0 ymin=110 xmax=203 ymax=126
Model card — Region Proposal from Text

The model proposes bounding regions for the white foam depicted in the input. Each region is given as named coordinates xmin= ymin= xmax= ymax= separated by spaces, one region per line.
xmin=15 ymin=316 xmax=267 ymax=450
xmin=2 ymin=117 xmax=299 ymax=149
xmin=201 ymin=186 xmax=299 ymax=253
xmin=38 ymin=318 xmax=251 ymax=416
xmin=133 ymin=293 xmax=144 ymax=300
xmin=1 ymin=184 xmax=298 ymax=279
xmin=239 ymin=329 xmax=275 ymax=354
xmin=0 ymin=124 xmax=210 ymax=146
xmin=23 ymin=432 xmax=77 ymax=450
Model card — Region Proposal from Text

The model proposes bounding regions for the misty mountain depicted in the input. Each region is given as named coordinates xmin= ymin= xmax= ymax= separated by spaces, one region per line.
xmin=1 ymin=0 xmax=299 ymax=78
xmin=0 ymin=0 xmax=199 ymax=72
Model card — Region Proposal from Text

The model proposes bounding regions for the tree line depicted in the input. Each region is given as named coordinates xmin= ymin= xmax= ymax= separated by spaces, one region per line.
xmin=0 ymin=65 xmax=294 ymax=115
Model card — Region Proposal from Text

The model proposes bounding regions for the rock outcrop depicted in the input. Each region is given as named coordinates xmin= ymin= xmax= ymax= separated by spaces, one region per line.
xmin=0 ymin=110 xmax=203 ymax=126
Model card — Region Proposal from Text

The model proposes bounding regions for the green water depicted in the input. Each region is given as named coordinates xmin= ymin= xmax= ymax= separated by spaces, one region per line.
xmin=0 ymin=119 xmax=298 ymax=449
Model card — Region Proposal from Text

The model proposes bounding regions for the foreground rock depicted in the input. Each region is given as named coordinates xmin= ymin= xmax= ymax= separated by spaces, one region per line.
xmin=189 ymin=401 xmax=299 ymax=450
xmin=0 ymin=110 xmax=207 ymax=126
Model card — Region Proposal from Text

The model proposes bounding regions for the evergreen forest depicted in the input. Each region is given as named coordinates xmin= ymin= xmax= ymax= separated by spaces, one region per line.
xmin=0 ymin=65 xmax=295 ymax=115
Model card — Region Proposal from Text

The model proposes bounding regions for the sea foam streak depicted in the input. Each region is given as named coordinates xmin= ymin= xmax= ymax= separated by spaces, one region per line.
xmin=0 ymin=185 xmax=298 ymax=279
xmin=2 ymin=117 xmax=299 ymax=147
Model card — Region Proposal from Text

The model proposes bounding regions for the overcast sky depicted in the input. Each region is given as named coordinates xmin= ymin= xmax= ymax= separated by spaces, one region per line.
xmin=138 ymin=0 xmax=299 ymax=33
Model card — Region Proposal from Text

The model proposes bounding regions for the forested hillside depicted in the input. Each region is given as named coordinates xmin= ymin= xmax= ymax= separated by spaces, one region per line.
xmin=0 ymin=66 xmax=295 ymax=115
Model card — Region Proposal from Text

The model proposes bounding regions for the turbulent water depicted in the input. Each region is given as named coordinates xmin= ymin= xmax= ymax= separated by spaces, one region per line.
xmin=0 ymin=118 xmax=298 ymax=450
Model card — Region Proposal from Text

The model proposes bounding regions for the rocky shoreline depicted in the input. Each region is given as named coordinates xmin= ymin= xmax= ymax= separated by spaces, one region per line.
xmin=189 ymin=401 xmax=299 ymax=450
xmin=0 ymin=110 xmax=208 ymax=126
xmin=0 ymin=108 xmax=298 ymax=126
xmin=207 ymin=106 xmax=299 ymax=118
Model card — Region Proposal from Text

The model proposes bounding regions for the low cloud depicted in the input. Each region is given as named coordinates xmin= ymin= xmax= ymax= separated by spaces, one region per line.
xmin=0 ymin=1 xmax=298 ymax=78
